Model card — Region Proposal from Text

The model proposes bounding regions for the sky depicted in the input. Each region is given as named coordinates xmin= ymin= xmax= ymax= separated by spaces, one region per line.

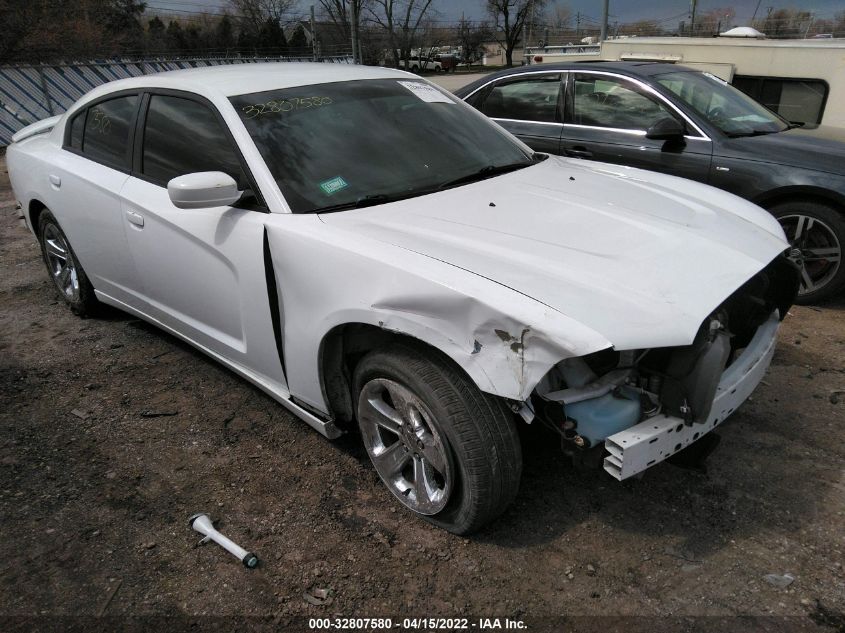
xmin=150 ymin=0 xmax=845 ymax=25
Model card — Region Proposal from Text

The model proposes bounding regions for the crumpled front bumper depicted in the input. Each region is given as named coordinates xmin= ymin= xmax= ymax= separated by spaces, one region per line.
xmin=604 ymin=310 xmax=780 ymax=480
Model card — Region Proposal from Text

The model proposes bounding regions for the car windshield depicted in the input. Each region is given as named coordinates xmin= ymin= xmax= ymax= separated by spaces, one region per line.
xmin=230 ymin=78 xmax=535 ymax=213
xmin=654 ymin=71 xmax=789 ymax=137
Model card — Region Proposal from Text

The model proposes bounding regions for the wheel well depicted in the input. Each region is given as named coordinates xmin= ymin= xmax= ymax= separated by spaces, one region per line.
xmin=318 ymin=323 xmax=459 ymax=428
xmin=28 ymin=199 xmax=47 ymax=236
xmin=756 ymin=188 xmax=845 ymax=214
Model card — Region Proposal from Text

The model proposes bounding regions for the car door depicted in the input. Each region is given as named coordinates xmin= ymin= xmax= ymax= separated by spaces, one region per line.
xmin=469 ymin=73 xmax=563 ymax=154
xmin=561 ymin=71 xmax=713 ymax=182
xmin=53 ymin=92 xmax=142 ymax=305
xmin=118 ymin=90 xmax=286 ymax=387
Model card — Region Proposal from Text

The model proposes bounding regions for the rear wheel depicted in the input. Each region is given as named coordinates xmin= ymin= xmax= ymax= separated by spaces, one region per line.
xmin=354 ymin=344 xmax=522 ymax=534
xmin=771 ymin=201 xmax=844 ymax=304
xmin=38 ymin=210 xmax=99 ymax=316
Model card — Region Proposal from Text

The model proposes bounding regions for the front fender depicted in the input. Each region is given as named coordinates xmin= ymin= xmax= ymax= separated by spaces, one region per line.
xmin=264 ymin=219 xmax=611 ymax=414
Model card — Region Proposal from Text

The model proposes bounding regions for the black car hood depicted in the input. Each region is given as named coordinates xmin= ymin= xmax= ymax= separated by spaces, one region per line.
xmin=716 ymin=125 xmax=845 ymax=176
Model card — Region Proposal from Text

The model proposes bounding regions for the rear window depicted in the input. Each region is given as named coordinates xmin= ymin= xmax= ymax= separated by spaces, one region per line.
xmin=80 ymin=95 xmax=138 ymax=169
xmin=68 ymin=111 xmax=85 ymax=149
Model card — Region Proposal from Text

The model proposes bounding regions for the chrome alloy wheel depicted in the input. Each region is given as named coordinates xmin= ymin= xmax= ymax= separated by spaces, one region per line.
xmin=358 ymin=378 xmax=453 ymax=515
xmin=779 ymin=213 xmax=842 ymax=296
xmin=42 ymin=223 xmax=80 ymax=301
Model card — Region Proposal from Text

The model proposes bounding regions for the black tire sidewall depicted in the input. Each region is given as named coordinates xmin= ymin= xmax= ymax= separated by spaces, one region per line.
xmin=37 ymin=210 xmax=97 ymax=316
xmin=353 ymin=345 xmax=518 ymax=533
xmin=353 ymin=350 xmax=473 ymax=525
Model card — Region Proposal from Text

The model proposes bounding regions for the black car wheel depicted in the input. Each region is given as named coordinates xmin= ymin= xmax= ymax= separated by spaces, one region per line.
xmin=771 ymin=201 xmax=845 ymax=304
xmin=37 ymin=209 xmax=100 ymax=316
xmin=354 ymin=344 xmax=522 ymax=534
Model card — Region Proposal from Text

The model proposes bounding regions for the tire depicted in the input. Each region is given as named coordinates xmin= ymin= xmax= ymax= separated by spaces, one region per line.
xmin=353 ymin=344 xmax=522 ymax=534
xmin=37 ymin=209 xmax=99 ymax=316
xmin=770 ymin=200 xmax=845 ymax=304
xmin=411 ymin=65 xmax=419 ymax=73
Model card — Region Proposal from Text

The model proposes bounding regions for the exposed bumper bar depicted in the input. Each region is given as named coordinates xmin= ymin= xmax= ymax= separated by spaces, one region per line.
xmin=604 ymin=310 xmax=780 ymax=481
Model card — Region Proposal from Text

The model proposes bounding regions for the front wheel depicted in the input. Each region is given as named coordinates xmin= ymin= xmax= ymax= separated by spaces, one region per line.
xmin=771 ymin=200 xmax=845 ymax=304
xmin=354 ymin=345 xmax=522 ymax=534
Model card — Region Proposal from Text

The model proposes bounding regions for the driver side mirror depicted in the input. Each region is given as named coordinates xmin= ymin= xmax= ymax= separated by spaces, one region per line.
xmin=645 ymin=117 xmax=686 ymax=141
xmin=167 ymin=172 xmax=242 ymax=209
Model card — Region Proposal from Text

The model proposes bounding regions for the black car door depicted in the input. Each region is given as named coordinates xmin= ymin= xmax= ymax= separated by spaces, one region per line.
xmin=560 ymin=71 xmax=713 ymax=182
xmin=468 ymin=72 xmax=563 ymax=154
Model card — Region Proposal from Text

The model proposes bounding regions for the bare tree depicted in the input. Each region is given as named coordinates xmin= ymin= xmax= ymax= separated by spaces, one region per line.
xmin=550 ymin=2 xmax=572 ymax=29
xmin=457 ymin=18 xmax=492 ymax=68
xmin=486 ymin=0 xmax=546 ymax=67
xmin=318 ymin=0 xmax=366 ymax=61
xmin=228 ymin=0 xmax=300 ymax=38
xmin=368 ymin=0 xmax=436 ymax=69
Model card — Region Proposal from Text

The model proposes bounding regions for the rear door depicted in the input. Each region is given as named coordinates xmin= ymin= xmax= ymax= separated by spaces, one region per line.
xmin=561 ymin=71 xmax=713 ymax=182
xmin=53 ymin=92 xmax=142 ymax=304
xmin=468 ymin=73 xmax=563 ymax=154
xmin=118 ymin=90 xmax=285 ymax=386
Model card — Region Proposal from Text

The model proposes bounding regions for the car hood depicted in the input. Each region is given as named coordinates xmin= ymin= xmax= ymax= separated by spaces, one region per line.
xmin=718 ymin=125 xmax=845 ymax=176
xmin=320 ymin=157 xmax=788 ymax=350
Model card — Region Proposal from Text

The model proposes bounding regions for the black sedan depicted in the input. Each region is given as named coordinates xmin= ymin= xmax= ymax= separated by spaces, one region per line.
xmin=455 ymin=62 xmax=845 ymax=303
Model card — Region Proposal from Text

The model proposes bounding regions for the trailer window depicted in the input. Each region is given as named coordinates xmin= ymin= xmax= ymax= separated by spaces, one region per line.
xmin=732 ymin=76 xmax=828 ymax=125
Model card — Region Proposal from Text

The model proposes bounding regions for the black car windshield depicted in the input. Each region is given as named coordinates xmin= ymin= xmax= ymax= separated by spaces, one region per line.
xmin=230 ymin=79 xmax=534 ymax=213
xmin=654 ymin=71 xmax=789 ymax=137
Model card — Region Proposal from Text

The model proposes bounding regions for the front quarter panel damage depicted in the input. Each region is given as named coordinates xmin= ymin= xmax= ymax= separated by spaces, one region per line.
xmin=263 ymin=218 xmax=611 ymax=415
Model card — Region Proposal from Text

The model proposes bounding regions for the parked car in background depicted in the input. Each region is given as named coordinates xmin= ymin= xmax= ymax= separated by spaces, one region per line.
xmin=401 ymin=56 xmax=443 ymax=73
xmin=433 ymin=54 xmax=458 ymax=72
xmin=7 ymin=64 xmax=798 ymax=533
xmin=455 ymin=62 xmax=845 ymax=303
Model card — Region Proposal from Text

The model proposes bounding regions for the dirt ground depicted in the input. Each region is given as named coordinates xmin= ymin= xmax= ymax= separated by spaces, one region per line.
xmin=1 ymin=154 xmax=844 ymax=632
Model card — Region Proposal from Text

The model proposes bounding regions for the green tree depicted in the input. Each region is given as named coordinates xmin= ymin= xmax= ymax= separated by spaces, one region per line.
xmin=258 ymin=16 xmax=288 ymax=52
xmin=216 ymin=14 xmax=236 ymax=50
xmin=289 ymin=23 xmax=309 ymax=52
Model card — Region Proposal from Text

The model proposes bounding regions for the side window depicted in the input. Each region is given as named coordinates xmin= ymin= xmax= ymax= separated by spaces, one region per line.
xmin=732 ymin=76 xmax=827 ymax=125
xmin=572 ymin=74 xmax=677 ymax=131
xmin=142 ymin=95 xmax=247 ymax=188
xmin=481 ymin=75 xmax=561 ymax=123
xmin=82 ymin=95 xmax=138 ymax=169
xmin=68 ymin=110 xmax=85 ymax=149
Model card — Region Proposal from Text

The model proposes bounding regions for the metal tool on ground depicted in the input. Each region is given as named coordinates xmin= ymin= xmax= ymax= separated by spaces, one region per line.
xmin=188 ymin=513 xmax=258 ymax=568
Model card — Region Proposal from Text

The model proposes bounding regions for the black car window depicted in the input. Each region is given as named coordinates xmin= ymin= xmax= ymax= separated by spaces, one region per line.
xmin=655 ymin=71 xmax=788 ymax=137
xmin=571 ymin=73 xmax=676 ymax=131
xmin=481 ymin=74 xmax=561 ymax=123
xmin=68 ymin=110 xmax=85 ymax=150
xmin=142 ymin=94 xmax=247 ymax=188
xmin=81 ymin=95 xmax=138 ymax=169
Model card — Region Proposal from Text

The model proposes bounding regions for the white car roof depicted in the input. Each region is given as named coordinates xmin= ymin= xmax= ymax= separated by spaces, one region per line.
xmin=78 ymin=62 xmax=414 ymax=102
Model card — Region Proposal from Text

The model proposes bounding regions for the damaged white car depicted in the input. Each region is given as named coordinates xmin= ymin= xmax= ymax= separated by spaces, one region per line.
xmin=7 ymin=64 xmax=799 ymax=533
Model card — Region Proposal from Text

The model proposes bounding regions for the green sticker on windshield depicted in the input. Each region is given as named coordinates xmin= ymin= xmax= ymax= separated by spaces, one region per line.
xmin=320 ymin=176 xmax=348 ymax=195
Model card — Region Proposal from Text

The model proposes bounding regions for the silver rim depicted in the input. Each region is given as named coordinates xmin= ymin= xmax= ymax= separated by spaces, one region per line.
xmin=358 ymin=378 xmax=453 ymax=515
xmin=42 ymin=223 xmax=80 ymax=301
xmin=779 ymin=213 xmax=841 ymax=296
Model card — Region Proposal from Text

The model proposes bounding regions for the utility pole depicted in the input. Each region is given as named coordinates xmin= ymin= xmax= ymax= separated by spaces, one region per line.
xmin=689 ymin=0 xmax=697 ymax=36
xmin=576 ymin=11 xmax=581 ymax=39
xmin=600 ymin=0 xmax=609 ymax=41
xmin=355 ymin=1 xmax=363 ymax=64
xmin=350 ymin=1 xmax=359 ymax=63
xmin=310 ymin=5 xmax=318 ymax=61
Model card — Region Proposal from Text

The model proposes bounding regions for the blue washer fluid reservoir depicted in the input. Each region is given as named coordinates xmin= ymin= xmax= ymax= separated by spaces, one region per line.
xmin=565 ymin=386 xmax=642 ymax=446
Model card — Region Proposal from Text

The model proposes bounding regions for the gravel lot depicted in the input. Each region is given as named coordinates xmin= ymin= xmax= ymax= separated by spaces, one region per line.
xmin=1 ymin=154 xmax=844 ymax=631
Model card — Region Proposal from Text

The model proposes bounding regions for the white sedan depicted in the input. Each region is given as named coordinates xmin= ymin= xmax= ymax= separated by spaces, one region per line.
xmin=7 ymin=63 xmax=799 ymax=533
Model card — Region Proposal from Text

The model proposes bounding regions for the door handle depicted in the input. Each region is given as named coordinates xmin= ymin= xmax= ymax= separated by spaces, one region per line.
xmin=126 ymin=210 xmax=144 ymax=228
xmin=564 ymin=146 xmax=593 ymax=159
xmin=49 ymin=174 xmax=61 ymax=188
